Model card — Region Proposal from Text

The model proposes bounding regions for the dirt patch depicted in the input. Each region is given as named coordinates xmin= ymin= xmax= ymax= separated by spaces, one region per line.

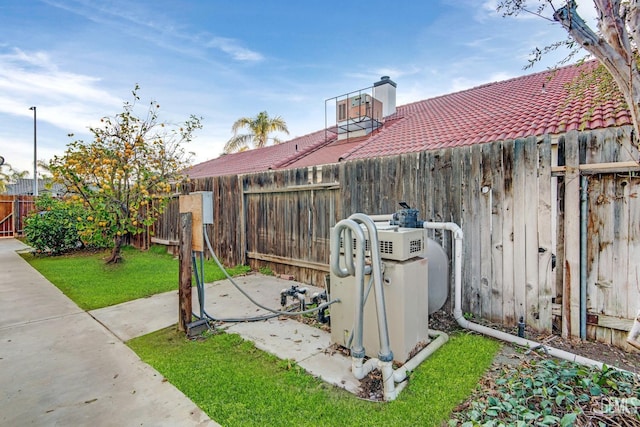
xmin=429 ymin=310 xmax=640 ymax=374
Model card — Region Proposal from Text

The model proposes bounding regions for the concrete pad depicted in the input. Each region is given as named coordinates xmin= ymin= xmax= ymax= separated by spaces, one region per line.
xmin=297 ymin=351 xmax=361 ymax=394
xmin=90 ymin=290 xmax=180 ymax=341
xmin=90 ymin=274 xmax=324 ymax=342
xmin=204 ymin=275 xmax=324 ymax=320
xmin=226 ymin=318 xmax=331 ymax=362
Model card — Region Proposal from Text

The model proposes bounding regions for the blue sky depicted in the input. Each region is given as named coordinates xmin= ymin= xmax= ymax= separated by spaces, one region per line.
xmin=0 ymin=0 xmax=596 ymax=175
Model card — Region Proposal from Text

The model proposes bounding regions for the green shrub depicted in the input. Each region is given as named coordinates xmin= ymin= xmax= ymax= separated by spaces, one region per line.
xmin=24 ymin=194 xmax=107 ymax=254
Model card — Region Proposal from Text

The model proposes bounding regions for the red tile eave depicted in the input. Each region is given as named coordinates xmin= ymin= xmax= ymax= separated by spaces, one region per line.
xmin=282 ymin=137 xmax=368 ymax=169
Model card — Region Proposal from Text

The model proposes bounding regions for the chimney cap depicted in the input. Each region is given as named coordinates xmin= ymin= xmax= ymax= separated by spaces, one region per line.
xmin=374 ymin=75 xmax=396 ymax=88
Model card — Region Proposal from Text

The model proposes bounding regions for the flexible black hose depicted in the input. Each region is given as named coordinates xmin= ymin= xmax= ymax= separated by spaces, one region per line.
xmin=202 ymin=227 xmax=339 ymax=317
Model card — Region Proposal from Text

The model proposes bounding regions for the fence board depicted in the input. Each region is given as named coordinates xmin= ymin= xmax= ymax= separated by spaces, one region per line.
xmin=489 ymin=141 xmax=505 ymax=323
xmin=628 ymin=176 xmax=640 ymax=321
xmin=524 ymin=136 xmax=541 ymax=330
xmin=468 ymin=146 xmax=482 ymax=317
xmin=502 ymin=139 xmax=516 ymax=325
xmin=563 ymin=131 xmax=581 ymax=338
xmin=537 ymin=136 xmax=553 ymax=332
xmin=479 ymin=144 xmax=492 ymax=321
xmin=613 ymin=175 xmax=630 ymax=325
xmin=513 ymin=139 xmax=527 ymax=325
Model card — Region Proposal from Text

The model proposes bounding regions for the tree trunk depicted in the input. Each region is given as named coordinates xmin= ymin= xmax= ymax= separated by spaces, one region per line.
xmin=105 ymin=235 xmax=123 ymax=264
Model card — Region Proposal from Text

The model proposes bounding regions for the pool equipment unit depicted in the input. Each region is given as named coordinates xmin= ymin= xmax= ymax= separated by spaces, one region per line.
xmin=330 ymin=212 xmax=449 ymax=401
xmin=330 ymin=222 xmax=429 ymax=362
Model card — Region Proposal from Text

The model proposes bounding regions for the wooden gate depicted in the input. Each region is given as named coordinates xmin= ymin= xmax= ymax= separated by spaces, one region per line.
xmin=584 ymin=172 xmax=640 ymax=347
xmin=0 ymin=196 xmax=36 ymax=238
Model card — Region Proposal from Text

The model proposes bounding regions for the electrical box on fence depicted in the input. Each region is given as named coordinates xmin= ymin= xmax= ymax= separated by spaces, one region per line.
xmin=179 ymin=191 xmax=213 ymax=252
xmin=330 ymin=224 xmax=430 ymax=363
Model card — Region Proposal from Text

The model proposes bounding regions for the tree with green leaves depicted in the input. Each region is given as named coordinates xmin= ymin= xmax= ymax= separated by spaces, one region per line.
xmin=499 ymin=0 xmax=640 ymax=349
xmin=223 ymin=111 xmax=289 ymax=153
xmin=50 ymin=85 xmax=202 ymax=263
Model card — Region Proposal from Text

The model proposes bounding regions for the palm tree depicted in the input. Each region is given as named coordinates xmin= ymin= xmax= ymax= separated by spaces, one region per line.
xmin=0 ymin=163 xmax=28 ymax=193
xmin=223 ymin=111 xmax=289 ymax=154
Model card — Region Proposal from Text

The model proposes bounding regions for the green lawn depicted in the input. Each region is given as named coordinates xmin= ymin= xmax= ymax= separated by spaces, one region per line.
xmin=21 ymin=245 xmax=250 ymax=310
xmin=23 ymin=244 xmax=502 ymax=424
xmin=128 ymin=328 xmax=500 ymax=427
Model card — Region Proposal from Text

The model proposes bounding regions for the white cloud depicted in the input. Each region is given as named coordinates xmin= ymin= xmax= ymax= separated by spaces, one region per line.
xmin=0 ymin=48 xmax=121 ymax=128
xmin=206 ymin=37 xmax=264 ymax=62
xmin=0 ymin=47 xmax=126 ymax=173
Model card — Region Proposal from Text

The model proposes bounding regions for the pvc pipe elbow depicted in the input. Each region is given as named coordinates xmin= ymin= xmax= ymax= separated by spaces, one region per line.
xmin=352 ymin=357 xmax=377 ymax=380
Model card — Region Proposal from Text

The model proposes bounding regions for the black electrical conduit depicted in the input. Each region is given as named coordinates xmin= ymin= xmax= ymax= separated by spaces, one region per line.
xmin=187 ymin=227 xmax=339 ymax=323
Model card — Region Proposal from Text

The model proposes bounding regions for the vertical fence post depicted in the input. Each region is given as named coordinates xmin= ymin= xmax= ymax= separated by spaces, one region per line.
xmin=563 ymin=131 xmax=580 ymax=338
xmin=178 ymin=212 xmax=192 ymax=333
xmin=13 ymin=198 xmax=20 ymax=237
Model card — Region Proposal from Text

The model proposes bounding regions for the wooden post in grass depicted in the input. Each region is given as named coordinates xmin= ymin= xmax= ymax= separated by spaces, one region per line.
xmin=178 ymin=212 xmax=192 ymax=333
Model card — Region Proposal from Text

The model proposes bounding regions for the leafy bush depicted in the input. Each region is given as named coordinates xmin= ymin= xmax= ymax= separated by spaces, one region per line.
xmin=24 ymin=194 xmax=108 ymax=254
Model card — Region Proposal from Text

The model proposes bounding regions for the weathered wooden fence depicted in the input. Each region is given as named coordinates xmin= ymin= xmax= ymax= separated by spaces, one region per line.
xmin=152 ymin=127 xmax=640 ymax=349
xmin=0 ymin=195 xmax=36 ymax=238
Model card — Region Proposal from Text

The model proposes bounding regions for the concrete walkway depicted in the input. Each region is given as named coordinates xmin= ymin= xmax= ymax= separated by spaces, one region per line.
xmin=0 ymin=239 xmax=217 ymax=427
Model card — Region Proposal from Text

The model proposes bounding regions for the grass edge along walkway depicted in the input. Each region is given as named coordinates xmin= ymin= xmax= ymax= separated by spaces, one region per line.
xmin=128 ymin=328 xmax=499 ymax=427
xmin=21 ymin=245 xmax=250 ymax=310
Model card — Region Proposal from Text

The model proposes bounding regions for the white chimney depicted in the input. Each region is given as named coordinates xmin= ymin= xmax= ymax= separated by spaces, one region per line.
xmin=373 ymin=76 xmax=396 ymax=117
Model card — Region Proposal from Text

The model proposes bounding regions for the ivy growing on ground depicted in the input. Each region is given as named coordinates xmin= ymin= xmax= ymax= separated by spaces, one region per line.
xmin=450 ymin=358 xmax=640 ymax=426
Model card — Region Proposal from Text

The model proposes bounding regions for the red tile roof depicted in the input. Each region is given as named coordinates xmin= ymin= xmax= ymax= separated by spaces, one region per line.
xmin=187 ymin=61 xmax=631 ymax=178
xmin=342 ymin=61 xmax=630 ymax=161
xmin=185 ymin=129 xmax=328 ymax=178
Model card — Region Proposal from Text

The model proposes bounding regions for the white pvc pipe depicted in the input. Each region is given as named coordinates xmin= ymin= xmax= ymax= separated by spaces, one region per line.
xmin=351 ymin=356 xmax=378 ymax=380
xmin=350 ymin=213 xmax=393 ymax=362
xmin=350 ymin=330 xmax=449 ymax=401
xmin=423 ymin=221 xmax=618 ymax=371
xmin=629 ymin=311 xmax=640 ymax=350
xmin=331 ymin=215 xmax=394 ymax=363
xmin=392 ymin=330 xmax=449 ymax=383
